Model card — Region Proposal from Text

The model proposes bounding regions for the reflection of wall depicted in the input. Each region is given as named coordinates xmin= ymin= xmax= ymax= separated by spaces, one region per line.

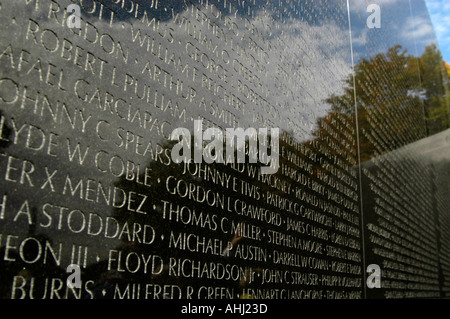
xmin=361 ymin=129 xmax=450 ymax=298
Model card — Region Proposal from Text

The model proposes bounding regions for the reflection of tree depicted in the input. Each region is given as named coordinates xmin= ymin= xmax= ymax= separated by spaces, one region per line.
xmin=421 ymin=45 xmax=450 ymax=134
xmin=318 ymin=44 xmax=449 ymax=163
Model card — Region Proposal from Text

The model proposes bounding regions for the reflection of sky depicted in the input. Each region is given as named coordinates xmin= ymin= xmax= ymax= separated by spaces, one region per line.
xmin=349 ymin=0 xmax=437 ymax=60
xmin=425 ymin=0 xmax=450 ymax=62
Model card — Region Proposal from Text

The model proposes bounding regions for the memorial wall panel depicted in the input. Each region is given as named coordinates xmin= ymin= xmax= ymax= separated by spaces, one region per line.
xmin=0 ymin=0 xmax=448 ymax=299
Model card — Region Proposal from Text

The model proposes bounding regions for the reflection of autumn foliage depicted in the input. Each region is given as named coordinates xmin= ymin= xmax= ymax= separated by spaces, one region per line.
xmin=421 ymin=45 xmax=450 ymax=134
xmin=317 ymin=44 xmax=449 ymax=163
xmin=444 ymin=61 xmax=450 ymax=80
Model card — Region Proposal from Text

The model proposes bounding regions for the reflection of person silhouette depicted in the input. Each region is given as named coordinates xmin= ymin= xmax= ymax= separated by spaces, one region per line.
xmin=221 ymin=222 xmax=243 ymax=257
xmin=220 ymin=222 xmax=263 ymax=299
